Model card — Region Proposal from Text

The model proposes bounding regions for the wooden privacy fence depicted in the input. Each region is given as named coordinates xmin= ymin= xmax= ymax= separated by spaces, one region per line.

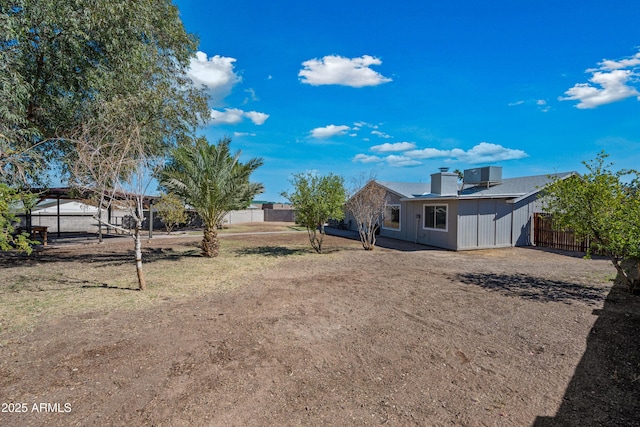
xmin=534 ymin=213 xmax=591 ymax=252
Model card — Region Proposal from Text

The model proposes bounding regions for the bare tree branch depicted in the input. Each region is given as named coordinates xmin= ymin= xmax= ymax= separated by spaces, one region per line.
xmin=346 ymin=175 xmax=388 ymax=250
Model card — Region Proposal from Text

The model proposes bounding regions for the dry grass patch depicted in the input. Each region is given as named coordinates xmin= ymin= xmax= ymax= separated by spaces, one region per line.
xmin=0 ymin=229 xmax=345 ymax=335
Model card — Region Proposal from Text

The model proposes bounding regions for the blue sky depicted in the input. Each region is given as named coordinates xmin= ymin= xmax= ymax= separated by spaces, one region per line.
xmin=174 ymin=0 xmax=640 ymax=202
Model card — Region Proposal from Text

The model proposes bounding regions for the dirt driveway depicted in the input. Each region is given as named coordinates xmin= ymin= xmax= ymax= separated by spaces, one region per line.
xmin=1 ymin=230 xmax=638 ymax=426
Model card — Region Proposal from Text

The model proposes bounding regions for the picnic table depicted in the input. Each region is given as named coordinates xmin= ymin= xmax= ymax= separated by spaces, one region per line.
xmin=31 ymin=226 xmax=48 ymax=246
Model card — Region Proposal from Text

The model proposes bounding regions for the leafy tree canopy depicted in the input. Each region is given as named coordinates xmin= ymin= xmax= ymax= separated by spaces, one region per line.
xmin=1 ymin=0 xmax=208 ymax=186
xmin=159 ymin=137 xmax=264 ymax=257
xmin=0 ymin=183 xmax=34 ymax=253
xmin=154 ymin=192 xmax=188 ymax=234
xmin=1 ymin=0 xmax=208 ymax=257
xmin=543 ymin=151 xmax=640 ymax=292
xmin=282 ymin=172 xmax=347 ymax=254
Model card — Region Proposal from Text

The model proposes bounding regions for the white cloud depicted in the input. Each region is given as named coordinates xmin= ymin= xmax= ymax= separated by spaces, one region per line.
xmin=234 ymin=132 xmax=257 ymax=137
xmin=589 ymin=52 xmax=640 ymax=71
xmin=404 ymin=147 xmax=451 ymax=159
xmin=559 ymin=69 xmax=640 ymax=109
xmin=188 ymin=51 xmax=241 ymax=103
xmin=405 ymin=143 xmax=527 ymax=164
xmin=371 ymin=130 xmax=392 ymax=139
xmin=371 ymin=142 xmax=416 ymax=153
xmin=243 ymin=88 xmax=259 ymax=104
xmin=561 ymin=50 xmax=640 ymax=109
xmin=537 ymin=100 xmax=550 ymax=112
xmin=299 ymin=55 xmax=392 ymax=87
xmin=354 ymin=121 xmax=379 ymax=129
xmin=451 ymin=142 xmax=528 ymax=164
xmin=245 ymin=111 xmax=270 ymax=125
xmin=352 ymin=121 xmax=366 ymax=129
xmin=352 ymin=153 xmax=421 ymax=167
xmin=384 ymin=155 xmax=422 ymax=167
xmin=210 ymin=108 xmax=269 ymax=126
xmin=509 ymin=99 xmax=549 ymax=111
xmin=310 ymin=124 xmax=351 ymax=139
xmin=353 ymin=154 xmax=383 ymax=164
xmin=210 ymin=108 xmax=244 ymax=125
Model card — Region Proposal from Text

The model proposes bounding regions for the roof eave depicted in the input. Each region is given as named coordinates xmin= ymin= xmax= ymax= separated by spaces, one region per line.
xmin=509 ymin=172 xmax=578 ymax=204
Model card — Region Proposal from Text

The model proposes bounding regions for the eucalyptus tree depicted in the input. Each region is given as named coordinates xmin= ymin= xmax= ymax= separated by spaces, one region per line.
xmin=1 ymin=0 xmax=207 ymax=183
xmin=159 ymin=137 xmax=264 ymax=257
xmin=1 ymin=0 xmax=208 ymax=266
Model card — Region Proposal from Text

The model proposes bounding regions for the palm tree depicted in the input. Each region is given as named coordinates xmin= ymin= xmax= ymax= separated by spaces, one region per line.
xmin=159 ymin=137 xmax=264 ymax=257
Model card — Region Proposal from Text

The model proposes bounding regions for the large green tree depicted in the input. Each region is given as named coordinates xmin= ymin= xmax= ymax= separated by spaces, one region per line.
xmin=282 ymin=172 xmax=347 ymax=254
xmin=159 ymin=137 xmax=264 ymax=257
xmin=543 ymin=152 xmax=640 ymax=293
xmin=1 ymin=0 xmax=207 ymax=184
xmin=1 ymin=0 xmax=208 ymax=266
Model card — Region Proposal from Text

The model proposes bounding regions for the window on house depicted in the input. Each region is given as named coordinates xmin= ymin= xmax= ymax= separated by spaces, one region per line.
xmin=383 ymin=204 xmax=401 ymax=230
xmin=424 ymin=204 xmax=447 ymax=231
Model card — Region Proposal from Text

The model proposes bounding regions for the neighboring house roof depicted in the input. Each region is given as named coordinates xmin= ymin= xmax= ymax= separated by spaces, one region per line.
xmin=31 ymin=199 xmax=98 ymax=214
xmin=400 ymin=172 xmax=576 ymax=202
xmin=375 ymin=181 xmax=431 ymax=198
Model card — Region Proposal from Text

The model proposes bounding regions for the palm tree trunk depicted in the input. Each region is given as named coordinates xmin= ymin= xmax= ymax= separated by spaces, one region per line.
xmin=202 ymin=223 xmax=220 ymax=257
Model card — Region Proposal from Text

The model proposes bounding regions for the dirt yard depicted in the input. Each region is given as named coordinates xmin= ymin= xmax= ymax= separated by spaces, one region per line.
xmin=1 ymin=225 xmax=639 ymax=426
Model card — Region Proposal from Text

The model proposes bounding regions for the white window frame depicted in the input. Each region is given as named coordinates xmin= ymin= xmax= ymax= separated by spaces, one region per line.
xmin=423 ymin=203 xmax=448 ymax=232
xmin=382 ymin=204 xmax=401 ymax=231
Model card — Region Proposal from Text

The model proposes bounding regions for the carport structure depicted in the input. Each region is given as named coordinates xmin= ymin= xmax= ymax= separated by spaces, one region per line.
xmin=20 ymin=187 xmax=160 ymax=244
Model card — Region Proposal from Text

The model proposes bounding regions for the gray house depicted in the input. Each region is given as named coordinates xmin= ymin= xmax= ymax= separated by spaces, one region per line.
xmin=347 ymin=166 xmax=573 ymax=250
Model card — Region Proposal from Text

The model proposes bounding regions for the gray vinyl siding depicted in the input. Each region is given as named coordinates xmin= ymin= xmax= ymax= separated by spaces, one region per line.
xmin=346 ymin=174 xmax=567 ymax=250
xmin=457 ymin=199 xmax=513 ymax=250
xmin=511 ymin=194 xmax=541 ymax=246
xmin=403 ymin=200 xmax=458 ymax=250
xmin=457 ymin=201 xmax=478 ymax=248
xmin=495 ymin=202 xmax=513 ymax=246
xmin=477 ymin=200 xmax=496 ymax=247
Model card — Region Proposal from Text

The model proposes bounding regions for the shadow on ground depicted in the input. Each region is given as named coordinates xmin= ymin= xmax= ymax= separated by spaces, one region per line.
xmin=234 ymin=246 xmax=308 ymax=257
xmin=324 ymin=227 xmax=438 ymax=252
xmin=533 ymin=282 xmax=640 ymax=426
xmin=0 ymin=246 xmax=201 ymax=269
xmin=455 ymin=272 xmax=608 ymax=305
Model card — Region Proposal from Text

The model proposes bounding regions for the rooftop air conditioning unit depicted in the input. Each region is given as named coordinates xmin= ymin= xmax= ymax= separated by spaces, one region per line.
xmin=463 ymin=166 xmax=502 ymax=186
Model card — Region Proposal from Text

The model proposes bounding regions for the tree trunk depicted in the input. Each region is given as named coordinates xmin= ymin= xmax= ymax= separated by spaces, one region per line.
xmin=610 ymin=256 xmax=640 ymax=294
xmin=307 ymin=226 xmax=323 ymax=254
xmin=202 ymin=224 xmax=220 ymax=257
xmin=134 ymin=227 xmax=146 ymax=290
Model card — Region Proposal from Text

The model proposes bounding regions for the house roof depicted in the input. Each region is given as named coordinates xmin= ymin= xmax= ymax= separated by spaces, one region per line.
xmin=31 ymin=199 xmax=98 ymax=214
xmin=375 ymin=181 xmax=431 ymax=198
xmin=401 ymin=172 xmax=576 ymax=202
